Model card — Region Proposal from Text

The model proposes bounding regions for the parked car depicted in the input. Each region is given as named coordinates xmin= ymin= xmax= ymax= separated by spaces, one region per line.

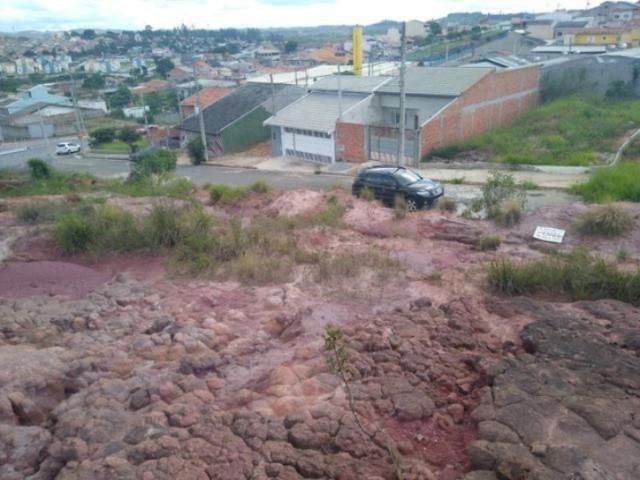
xmin=56 ymin=142 xmax=82 ymax=155
xmin=352 ymin=166 xmax=444 ymax=211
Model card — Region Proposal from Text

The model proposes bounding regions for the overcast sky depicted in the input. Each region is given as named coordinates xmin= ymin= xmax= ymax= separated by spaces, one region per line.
xmin=1 ymin=0 xmax=590 ymax=32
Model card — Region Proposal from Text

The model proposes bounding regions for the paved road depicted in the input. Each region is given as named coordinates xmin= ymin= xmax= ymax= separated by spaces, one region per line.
xmin=0 ymin=149 xmax=576 ymax=211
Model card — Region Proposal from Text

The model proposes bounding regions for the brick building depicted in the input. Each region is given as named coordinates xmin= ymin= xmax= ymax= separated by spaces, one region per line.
xmin=265 ymin=65 xmax=540 ymax=165
xmin=337 ymin=65 xmax=540 ymax=164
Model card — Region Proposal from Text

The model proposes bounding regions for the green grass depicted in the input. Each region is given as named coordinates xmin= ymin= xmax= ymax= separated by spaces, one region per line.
xmin=425 ymin=97 xmax=640 ymax=166
xmin=574 ymin=205 xmax=633 ymax=237
xmin=488 ymin=248 xmax=640 ymax=306
xmin=478 ymin=234 xmax=501 ymax=251
xmin=208 ymin=181 xmax=274 ymax=205
xmin=92 ymin=138 xmax=149 ymax=153
xmin=0 ymin=165 xmax=194 ymax=200
xmin=571 ymin=163 xmax=640 ymax=203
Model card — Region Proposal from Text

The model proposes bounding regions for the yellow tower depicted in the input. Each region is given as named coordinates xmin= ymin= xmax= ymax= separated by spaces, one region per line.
xmin=352 ymin=26 xmax=363 ymax=76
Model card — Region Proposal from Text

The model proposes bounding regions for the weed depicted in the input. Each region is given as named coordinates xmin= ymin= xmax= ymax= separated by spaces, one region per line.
xmin=231 ymin=252 xmax=292 ymax=285
xmin=359 ymin=187 xmax=375 ymax=202
xmin=439 ymin=197 xmax=457 ymax=213
xmin=248 ymin=180 xmax=273 ymax=194
xmin=519 ymin=180 xmax=539 ymax=190
xmin=15 ymin=202 xmax=58 ymax=224
xmin=27 ymin=158 xmax=52 ymax=181
xmin=448 ymin=177 xmax=465 ymax=185
xmin=617 ymin=249 xmax=630 ymax=263
xmin=55 ymin=212 xmax=96 ymax=255
xmin=209 ymin=184 xmax=248 ymax=205
xmin=478 ymin=234 xmax=501 ymax=251
xmin=487 ymin=248 xmax=640 ymax=306
xmin=575 ymin=205 xmax=633 ymax=237
xmin=393 ymin=194 xmax=408 ymax=220
xmin=494 ymin=199 xmax=524 ymax=228
xmin=571 ymin=164 xmax=640 ymax=203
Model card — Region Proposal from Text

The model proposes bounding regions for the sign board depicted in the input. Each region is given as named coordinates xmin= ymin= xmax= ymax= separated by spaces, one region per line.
xmin=533 ymin=226 xmax=565 ymax=244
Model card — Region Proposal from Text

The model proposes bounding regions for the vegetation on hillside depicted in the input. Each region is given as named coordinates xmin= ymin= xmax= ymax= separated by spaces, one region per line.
xmin=571 ymin=163 xmax=640 ymax=203
xmin=426 ymin=97 xmax=640 ymax=166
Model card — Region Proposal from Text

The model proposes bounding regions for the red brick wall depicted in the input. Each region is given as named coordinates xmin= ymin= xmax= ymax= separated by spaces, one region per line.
xmin=420 ymin=65 xmax=540 ymax=158
xmin=336 ymin=122 xmax=366 ymax=162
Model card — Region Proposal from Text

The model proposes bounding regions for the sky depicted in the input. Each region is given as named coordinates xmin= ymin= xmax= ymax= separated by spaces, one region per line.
xmin=0 ymin=0 xmax=591 ymax=32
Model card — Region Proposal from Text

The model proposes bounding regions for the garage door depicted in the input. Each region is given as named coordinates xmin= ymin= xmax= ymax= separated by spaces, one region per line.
xmin=282 ymin=128 xmax=335 ymax=164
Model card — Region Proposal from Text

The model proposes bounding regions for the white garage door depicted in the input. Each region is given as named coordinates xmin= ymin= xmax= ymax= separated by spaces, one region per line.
xmin=282 ymin=128 xmax=335 ymax=164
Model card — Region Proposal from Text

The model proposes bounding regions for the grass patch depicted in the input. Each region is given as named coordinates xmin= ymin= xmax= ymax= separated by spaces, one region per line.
xmin=488 ymin=248 xmax=640 ymax=306
xmin=209 ymin=180 xmax=273 ymax=205
xmin=92 ymin=138 xmax=149 ymax=153
xmin=478 ymin=234 xmax=501 ymax=251
xmin=519 ymin=180 xmax=539 ymax=190
xmin=439 ymin=197 xmax=457 ymax=213
xmin=315 ymin=251 xmax=399 ymax=283
xmin=571 ymin=163 xmax=640 ymax=203
xmin=574 ymin=205 xmax=633 ymax=237
xmin=425 ymin=97 xmax=640 ymax=166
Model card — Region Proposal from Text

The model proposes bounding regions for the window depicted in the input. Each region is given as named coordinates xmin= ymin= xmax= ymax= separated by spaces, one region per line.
xmin=394 ymin=169 xmax=422 ymax=186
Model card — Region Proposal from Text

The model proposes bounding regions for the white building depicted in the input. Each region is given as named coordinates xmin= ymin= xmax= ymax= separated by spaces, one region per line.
xmin=406 ymin=20 xmax=428 ymax=39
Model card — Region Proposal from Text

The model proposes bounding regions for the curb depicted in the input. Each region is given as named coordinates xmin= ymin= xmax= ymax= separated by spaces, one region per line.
xmin=0 ymin=147 xmax=28 ymax=157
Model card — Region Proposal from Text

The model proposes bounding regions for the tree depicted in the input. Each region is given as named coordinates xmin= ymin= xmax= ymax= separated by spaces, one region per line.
xmin=428 ymin=21 xmax=442 ymax=36
xmin=155 ymin=57 xmax=175 ymax=78
xmin=187 ymin=137 xmax=205 ymax=165
xmin=82 ymin=73 xmax=105 ymax=90
xmin=109 ymin=85 xmax=132 ymax=109
xmin=284 ymin=40 xmax=298 ymax=54
xmin=82 ymin=29 xmax=96 ymax=40
xmin=90 ymin=127 xmax=117 ymax=145
xmin=118 ymin=127 xmax=141 ymax=153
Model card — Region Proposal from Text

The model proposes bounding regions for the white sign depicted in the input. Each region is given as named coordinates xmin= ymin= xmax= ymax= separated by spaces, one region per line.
xmin=533 ymin=226 xmax=565 ymax=244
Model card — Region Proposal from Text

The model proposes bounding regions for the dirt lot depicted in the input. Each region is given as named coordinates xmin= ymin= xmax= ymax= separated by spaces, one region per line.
xmin=0 ymin=190 xmax=638 ymax=480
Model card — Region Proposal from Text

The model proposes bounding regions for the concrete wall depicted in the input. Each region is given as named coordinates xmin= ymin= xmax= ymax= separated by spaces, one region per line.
xmin=541 ymin=55 xmax=640 ymax=99
xmin=420 ymin=65 xmax=540 ymax=157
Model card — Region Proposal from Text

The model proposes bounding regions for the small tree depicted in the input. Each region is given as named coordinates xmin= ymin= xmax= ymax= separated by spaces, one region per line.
xmin=187 ymin=137 xmax=206 ymax=165
xmin=323 ymin=325 xmax=404 ymax=480
xmin=284 ymin=40 xmax=298 ymax=53
xmin=90 ymin=127 xmax=117 ymax=145
xmin=27 ymin=158 xmax=52 ymax=182
xmin=129 ymin=149 xmax=177 ymax=181
xmin=118 ymin=127 xmax=141 ymax=153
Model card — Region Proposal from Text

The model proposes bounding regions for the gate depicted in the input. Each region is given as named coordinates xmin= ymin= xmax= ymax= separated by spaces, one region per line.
xmin=368 ymin=126 xmax=418 ymax=165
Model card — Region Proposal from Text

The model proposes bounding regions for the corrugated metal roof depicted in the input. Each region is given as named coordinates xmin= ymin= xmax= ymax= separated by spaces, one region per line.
xmin=377 ymin=67 xmax=494 ymax=97
xmin=264 ymin=92 xmax=366 ymax=133
xmin=310 ymin=75 xmax=392 ymax=94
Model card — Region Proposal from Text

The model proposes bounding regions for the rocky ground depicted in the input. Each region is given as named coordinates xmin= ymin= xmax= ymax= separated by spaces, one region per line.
xmin=0 ymin=190 xmax=638 ymax=480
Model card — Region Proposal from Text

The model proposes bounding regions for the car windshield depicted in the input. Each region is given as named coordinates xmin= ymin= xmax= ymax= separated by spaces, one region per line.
xmin=57 ymin=144 xmax=66 ymax=147
xmin=393 ymin=169 xmax=422 ymax=186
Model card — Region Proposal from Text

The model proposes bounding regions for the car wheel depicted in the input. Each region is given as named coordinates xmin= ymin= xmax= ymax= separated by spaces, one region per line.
xmin=406 ymin=197 xmax=419 ymax=212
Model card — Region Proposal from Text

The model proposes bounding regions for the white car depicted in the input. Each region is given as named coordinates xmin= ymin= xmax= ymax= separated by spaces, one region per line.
xmin=56 ymin=142 xmax=81 ymax=155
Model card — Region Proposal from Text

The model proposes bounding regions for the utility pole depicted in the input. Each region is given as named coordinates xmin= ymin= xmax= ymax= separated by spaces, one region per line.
xmin=140 ymin=91 xmax=150 ymax=144
xmin=68 ymin=67 xmax=86 ymax=146
xmin=398 ymin=21 xmax=407 ymax=166
xmin=336 ymin=64 xmax=343 ymax=163
xmin=269 ymin=73 xmax=277 ymax=114
xmin=193 ymin=62 xmax=208 ymax=163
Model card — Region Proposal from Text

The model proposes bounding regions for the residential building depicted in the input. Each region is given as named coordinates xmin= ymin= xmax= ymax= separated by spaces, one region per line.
xmin=405 ymin=20 xmax=427 ymax=39
xmin=177 ymin=83 xmax=305 ymax=157
xmin=254 ymin=47 xmax=281 ymax=66
xmin=130 ymin=79 xmax=169 ymax=96
xmin=584 ymin=1 xmax=640 ymax=23
xmin=15 ymin=57 xmax=41 ymax=76
xmin=168 ymin=66 xmax=194 ymax=84
xmin=526 ymin=20 xmax=557 ymax=40
xmin=179 ymin=87 xmax=233 ymax=118
xmin=573 ymin=26 xmax=640 ymax=45
xmin=0 ymin=62 xmax=17 ymax=76
xmin=554 ymin=20 xmax=591 ymax=43
xmin=265 ymin=76 xmax=391 ymax=163
xmin=265 ymin=66 xmax=540 ymax=165
xmin=6 ymin=85 xmax=72 ymax=115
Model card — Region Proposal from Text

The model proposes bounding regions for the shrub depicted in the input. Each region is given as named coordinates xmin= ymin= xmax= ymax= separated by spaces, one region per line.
xmin=55 ymin=212 xmax=95 ymax=255
xmin=130 ymin=150 xmax=177 ymax=181
xmin=428 ymin=144 xmax=463 ymax=160
xmin=248 ymin=180 xmax=273 ymax=194
xmin=359 ymin=187 xmax=375 ymax=201
xmin=617 ymin=249 xmax=630 ymax=263
xmin=439 ymin=197 xmax=457 ymax=213
xmin=487 ymin=248 xmax=640 ymax=306
xmin=574 ymin=205 xmax=632 ymax=237
xmin=571 ymin=164 xmax=640 ymax=203
xmin=187 ymin=137 xmax=206 ymax=165
xmin=90 ymin=127 xmax=117 ymax=145
xmin=393 ymin=194 xmax=407 ymax=219
xmin=231 ymin=252 xmax=292 ymax=284
xmin=304 ymin=200 xmax=345 ymax=228
xmin=27 ymin=158 xmax=52 ymax=181
xmin=478 ymin=234 xmax=501 ymax=251
xmin=209 ymin=184 xmax=248 ymax=205
xmin=449 ymin=177 xmax=465 ymax=185
xmin=494 ymin=199 xmax=524 ymax=228
xmin=118 ymin=127 xmax=141 ymax=152
xmin=519 ymin=180 xmax=539 ymax=190
xmin=15 ymin=201 xmax=58 ymax=224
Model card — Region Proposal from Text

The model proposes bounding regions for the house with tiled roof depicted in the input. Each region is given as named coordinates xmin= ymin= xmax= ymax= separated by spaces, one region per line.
xmin=179 ymin=87 xmax=233 ymax=118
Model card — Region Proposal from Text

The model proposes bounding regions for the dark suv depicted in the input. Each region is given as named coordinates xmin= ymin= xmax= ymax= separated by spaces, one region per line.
xmin=352 ymin=166 xmax=444 ymax=211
